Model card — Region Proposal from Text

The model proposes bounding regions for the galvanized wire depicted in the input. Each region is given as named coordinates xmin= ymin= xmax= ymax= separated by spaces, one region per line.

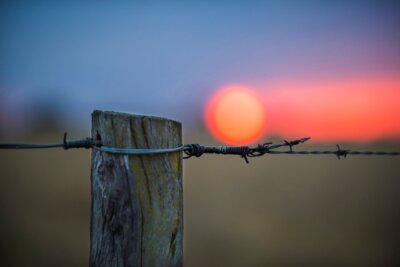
xmin=264 ymin=150 xmax=400 ymax=156
xmin=0 ymin=133 xmax=97 ymax=150
xmin=0 ymin=143 xmax=65 ymax=149
xmin=94 ymin=145 xmax=188 ymax=154
xmin=1 ymin=133 xmax=399 ymax=163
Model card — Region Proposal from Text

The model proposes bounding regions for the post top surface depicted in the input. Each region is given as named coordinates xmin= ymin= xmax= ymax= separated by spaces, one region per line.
xmin=92 ymin=110 xmax=182 ymax=126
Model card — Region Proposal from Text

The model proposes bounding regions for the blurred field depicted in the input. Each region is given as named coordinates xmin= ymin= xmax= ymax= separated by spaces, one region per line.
xmin=1 ymin=127 xmax=400 ymax=267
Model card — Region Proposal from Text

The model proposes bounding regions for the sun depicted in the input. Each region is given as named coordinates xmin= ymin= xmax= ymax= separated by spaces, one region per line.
xmin=205 ymin=85 xmax=267 ymax=145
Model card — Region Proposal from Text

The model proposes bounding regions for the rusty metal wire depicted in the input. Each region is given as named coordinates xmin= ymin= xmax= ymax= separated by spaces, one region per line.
xmin=0 ymin=133 xmax=399 ymax=163
xmin=182 ymin=140 xmax=400 ymax=163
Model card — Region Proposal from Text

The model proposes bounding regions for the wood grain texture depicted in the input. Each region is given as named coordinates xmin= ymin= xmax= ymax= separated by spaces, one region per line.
xmin=90 ymin=110 xmax=183 ymax=267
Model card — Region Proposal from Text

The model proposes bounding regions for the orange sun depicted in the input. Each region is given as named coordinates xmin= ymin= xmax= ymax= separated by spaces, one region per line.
xmin=205 ymin=85 xmax=267 ymax=145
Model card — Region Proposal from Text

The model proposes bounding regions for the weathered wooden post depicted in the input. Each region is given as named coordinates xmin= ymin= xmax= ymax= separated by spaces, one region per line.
xmin=90 ymin=110 xmax=183 ymax=267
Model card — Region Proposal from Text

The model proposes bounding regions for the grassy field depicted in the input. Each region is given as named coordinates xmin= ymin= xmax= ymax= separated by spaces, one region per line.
xmin=1 ymin=129 xmax=399 ymax=267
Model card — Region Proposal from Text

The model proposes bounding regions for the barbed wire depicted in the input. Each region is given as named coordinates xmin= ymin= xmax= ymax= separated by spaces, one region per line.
xmin=1 ymin=133 xmax=399 ymax=163
xmin=0 ymin=133 xmax=98 ymax=150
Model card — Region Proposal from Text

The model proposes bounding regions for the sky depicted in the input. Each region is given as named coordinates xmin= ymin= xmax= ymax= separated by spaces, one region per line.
xmin=1 ymin=1 xmax=399 ymax=142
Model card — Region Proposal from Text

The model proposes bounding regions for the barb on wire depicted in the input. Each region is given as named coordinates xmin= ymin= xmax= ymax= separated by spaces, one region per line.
xmin=335 ymin=144 xmax=349 ymax=159
xmin=263 ymin=150 xmax=400 ymax=156
xmin=0 ymin=132 xmax=99 ymax=150
xmin=269 ymin=137 xmax=311 ymax=151
xmin=1 ymin=133 xmax=399 ymax=163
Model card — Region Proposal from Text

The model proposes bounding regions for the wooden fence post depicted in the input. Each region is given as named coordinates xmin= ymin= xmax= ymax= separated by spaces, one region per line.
xmin=89 ymin=110 xmax=183 ymax=267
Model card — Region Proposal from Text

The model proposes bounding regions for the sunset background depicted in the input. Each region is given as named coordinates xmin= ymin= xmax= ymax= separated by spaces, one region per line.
xmin=1 ymin=1 xmax=400 ymax=267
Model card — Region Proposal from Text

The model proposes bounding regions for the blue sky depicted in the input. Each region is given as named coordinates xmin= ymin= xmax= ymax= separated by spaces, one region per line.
xmin=1 ymin=1 xmax=399 ymax=132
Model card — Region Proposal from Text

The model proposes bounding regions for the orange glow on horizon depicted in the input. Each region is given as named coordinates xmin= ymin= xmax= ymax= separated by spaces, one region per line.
xmin=205 ymin=85 xmax=267 ymax=145
xmin=264 ymin=76 xmax=400 ymax=142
